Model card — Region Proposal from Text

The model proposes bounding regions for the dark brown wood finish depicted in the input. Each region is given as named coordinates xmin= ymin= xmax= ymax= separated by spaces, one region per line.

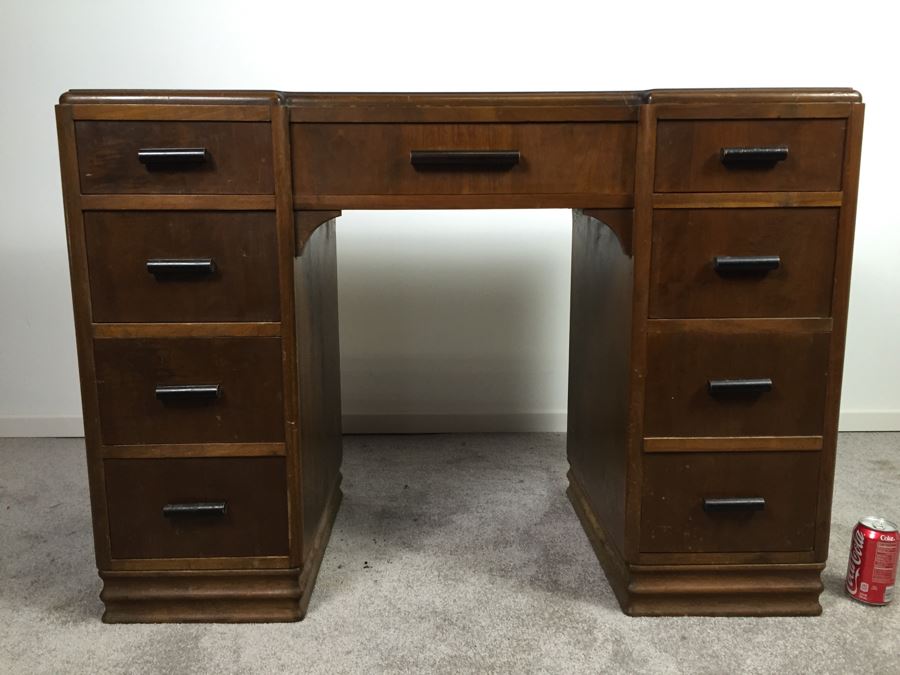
xmin=643 ymin=320 xmax=831 ymax=438
xmin=56 ymin=89 xmax=864 ymax=621
xmin=292 ymin=122 xmax=636 ymax=207
xmin=650 ymin=208 xmax=839 ymax=318
xmin=85 ymin=211 xmax=280 ymax=323
xmin=567 ymin=210 xmax=634 ymax=558
xmin=105 ymin=456 xmax=289 ymax=559
xmin=655 ymin=119 xmax=847 ymax=193
xmin=75 ymin=121 xmax=275 ymax=194
xmin=294 ymin=217 xmax=344 ymax=561
xmin=93 ymin=337 xmax=285 ymax=445
xmin=640 ymin=451 xmax=821 ymax=553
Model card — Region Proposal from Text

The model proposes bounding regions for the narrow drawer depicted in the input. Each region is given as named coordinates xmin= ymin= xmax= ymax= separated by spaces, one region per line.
xmin=644 ymin=326 xmax=830 ymax=437
xmin=85 ymin=211 xmax=280 ymax=323
xmin=75 ymin=121 xmax=274 ymax=194
xmin=640 ymin=452 xmax=820 ymax=553
xmin=94 ymin=337 xmax=284 ymax=445
xmin=292 ymin=122 xmax=636 ymax=198
xmin=649 ymin=208 xmax=838 ymax=318
xmin=655 ymin=119 xmax=846 ymax=193
xmin=105 ymin=456 xmax=288 ymax=559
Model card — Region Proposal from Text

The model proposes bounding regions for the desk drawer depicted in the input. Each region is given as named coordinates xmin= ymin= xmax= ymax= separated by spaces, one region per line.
xmin=640 ymin=452 xmax=820 ymax=553
xmin=292 ymin=122 xmax=636 ymax=198
xmin=649 ymin=208 xmax=839 ymax=318
xmin=75 ymin=121 xmax=274 ymax=194
xmin=105 ymin=456 xmax=288 ymax=559
xmin=655 ymin=119 xmax=846 ymax=193
xmin=85 ymin=211 xmax=280 ymax=323
xmin=94 ymin=337 xmax=284 ymax=445
xmin=644 ymin=326 xmax=830 ymax=438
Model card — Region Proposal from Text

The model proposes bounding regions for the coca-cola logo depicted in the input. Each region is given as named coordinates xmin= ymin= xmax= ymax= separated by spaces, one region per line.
xmin=846 ymin=528 xmax=865 ymax=594
xmin=879 ymin=534 xmax=897 ymax=542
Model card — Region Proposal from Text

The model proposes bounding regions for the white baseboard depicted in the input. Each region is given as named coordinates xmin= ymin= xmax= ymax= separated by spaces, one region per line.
xmin=1 ymin=411 xmax=897 ymax=437
xmin=838 ymin=411 xmax=900 ymax=432
xmin=0 ymin=415 xmax=84 ymax=437
xmin=342 ymin=412 xmax=568 ymax=434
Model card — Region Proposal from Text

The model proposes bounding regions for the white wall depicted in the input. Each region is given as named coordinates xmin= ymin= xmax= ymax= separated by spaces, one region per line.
xmin=0 ymin=0 xmax=897 ymax=436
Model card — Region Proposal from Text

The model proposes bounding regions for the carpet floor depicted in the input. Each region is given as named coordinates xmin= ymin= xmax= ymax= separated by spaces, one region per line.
xmin=0 ymin=432 xmax=898 ymax=674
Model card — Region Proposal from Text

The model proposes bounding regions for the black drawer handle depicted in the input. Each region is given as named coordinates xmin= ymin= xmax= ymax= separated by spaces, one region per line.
xmin=703 ymin=497 xmax=766 ymax=513
xmin=713 ymin=255 xmax=781 ymax=275
xmin=155 ymin=384 xmax=222 ymax=402
xmin=138 ymin=147 xmax=209 ymax=167
xmin=707 ymin=378 xmax=773 ymax=395
xmin=720 ymin=146 xmax=789 ymax=167
xmin=147 ymin=258 xmax=217 ymax=280
xmin=162 ymin=502 xmax=227 ymax=518
xmin=410 ymin=150 xmax=520 ymax=170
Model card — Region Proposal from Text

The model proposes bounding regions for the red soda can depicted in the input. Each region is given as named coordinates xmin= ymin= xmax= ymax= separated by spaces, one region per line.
xmin=845 ymin=516 xmax=899 ymax=605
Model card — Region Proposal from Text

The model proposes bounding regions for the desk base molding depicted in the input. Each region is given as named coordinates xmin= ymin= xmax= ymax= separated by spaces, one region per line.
xmin=567 ymin=470 xmax=825 ymax=617
xmin=99 ymin=479 xmax=343 ymax=623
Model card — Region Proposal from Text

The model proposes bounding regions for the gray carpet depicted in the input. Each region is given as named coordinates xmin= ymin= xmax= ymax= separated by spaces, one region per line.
xmin=0 ymin=433 xmax=898 ymax=674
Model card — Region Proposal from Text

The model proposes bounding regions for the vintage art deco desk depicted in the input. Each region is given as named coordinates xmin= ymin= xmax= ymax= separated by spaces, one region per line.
xmin=55 ymin=88 xmax=864 ymax=621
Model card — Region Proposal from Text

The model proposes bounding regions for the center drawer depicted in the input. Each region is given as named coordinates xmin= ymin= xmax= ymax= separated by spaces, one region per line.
xmin=85 ymin=211 xmax=280 ymax=323
xmin=93 ymin=337 xmax=284 ymax=445
xmin=105 ymin=456 xmax=289 ymax=559
xmin=291 ymin=122 xmax=636 ymax=199
xmin=640 ymin=451 xmax=820 ymax=553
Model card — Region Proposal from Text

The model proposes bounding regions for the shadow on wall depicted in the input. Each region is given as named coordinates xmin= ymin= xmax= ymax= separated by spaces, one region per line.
xmin=336 ymin=210 xmax=573 ymax=431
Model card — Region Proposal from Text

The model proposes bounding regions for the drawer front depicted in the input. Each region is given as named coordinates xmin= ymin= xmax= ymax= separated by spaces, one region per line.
xmin=94 ymin=337 xmax=284 ymax=445
xmin=75 ymin=121 xmax=274 ymax=194
xmin=655 ymin=119 xmax=846 ymax=193
xmin=105 ymin=457 xmax=288 ymax=559
xmin=292 ymin=122 xmax=636 ymax=197
xmin=644 ymin=328 xmax=830 ymax=437
xmin=649 ymin=208 xmax=839 ymax=318
xmin=640 ymin=452 xmax=820 ymax=553
xmin=85 ymin=211 xmax=280 ymax=323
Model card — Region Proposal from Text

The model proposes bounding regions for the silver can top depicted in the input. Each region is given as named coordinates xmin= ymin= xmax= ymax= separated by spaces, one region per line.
xmin=859 ymin=516 xmax=899 ymax=532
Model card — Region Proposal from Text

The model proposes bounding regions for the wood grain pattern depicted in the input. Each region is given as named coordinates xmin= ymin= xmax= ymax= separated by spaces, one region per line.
xmin=649 ymin=208 xmax=839 ymax=318
xmin=655 ymin=119 xmax=847 ymax=193
xmin=93 ymin=337 xmax=284 ymax=445
xmin=652 ymin=192 xmax=843 ymax=208
xmin=568 ymin=469 xmax=825 ymax=616
xmin=294 ymin=219 xmax=344 ymax=562
xmin=643 ymin=436 xmax=823 ymax=453
xmin=644 ymin=326 xmax=831 ymax=438
xmin=85 ymin=211 xmax=280 ymax=323
xmin=75 ymin=121 xmax=274 ymax=194
xmin=640 ymin=452 xmax=821 ymax=553
xmin=566 ymin=210 xmax=634 ymax=558
xmin=292 ymin=122 xmax=636 ymax=200
xmin=105 ymin=457 xmax=289 ymax=559
xmin=54 ymin=89 xmax=864 ymax=621
xmin=813 ymin=102 xmax=866 ymax=559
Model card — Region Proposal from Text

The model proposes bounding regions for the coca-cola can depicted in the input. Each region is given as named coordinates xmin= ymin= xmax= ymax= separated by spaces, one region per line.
xmin=845 ymin=516 xmax=899 ymax=605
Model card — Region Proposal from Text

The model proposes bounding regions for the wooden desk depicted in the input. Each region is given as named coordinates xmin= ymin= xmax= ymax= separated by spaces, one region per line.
xmin=55 ymin=88 xmax=864 ymax=621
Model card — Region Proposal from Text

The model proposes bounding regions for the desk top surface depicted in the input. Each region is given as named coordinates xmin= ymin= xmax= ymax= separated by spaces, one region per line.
xmin=58 ymin=88 xmax=863 ymax=107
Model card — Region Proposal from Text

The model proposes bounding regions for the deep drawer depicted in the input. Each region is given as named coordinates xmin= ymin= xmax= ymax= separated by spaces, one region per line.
xmin=649 ymin=208 xmax=839 ymax=318
xmin=105 ymin=456 xmax=289 ymax=559
xmin=75 ymin=120 xmax=274 ymax=194
xmin=640 ymin=451 xmax=820 ymax=553
xmin=643 ymin=325 xmax=830 ymax=438
xmin=94 ymin=337 xmax=284 ymax=445
xmin=292 ymin=122 xmax=636 ymax=199
xmin=85 ymin=211 xmax=280 ymax=323
xmin=655 ymin=119 xmax=846 ymax=193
